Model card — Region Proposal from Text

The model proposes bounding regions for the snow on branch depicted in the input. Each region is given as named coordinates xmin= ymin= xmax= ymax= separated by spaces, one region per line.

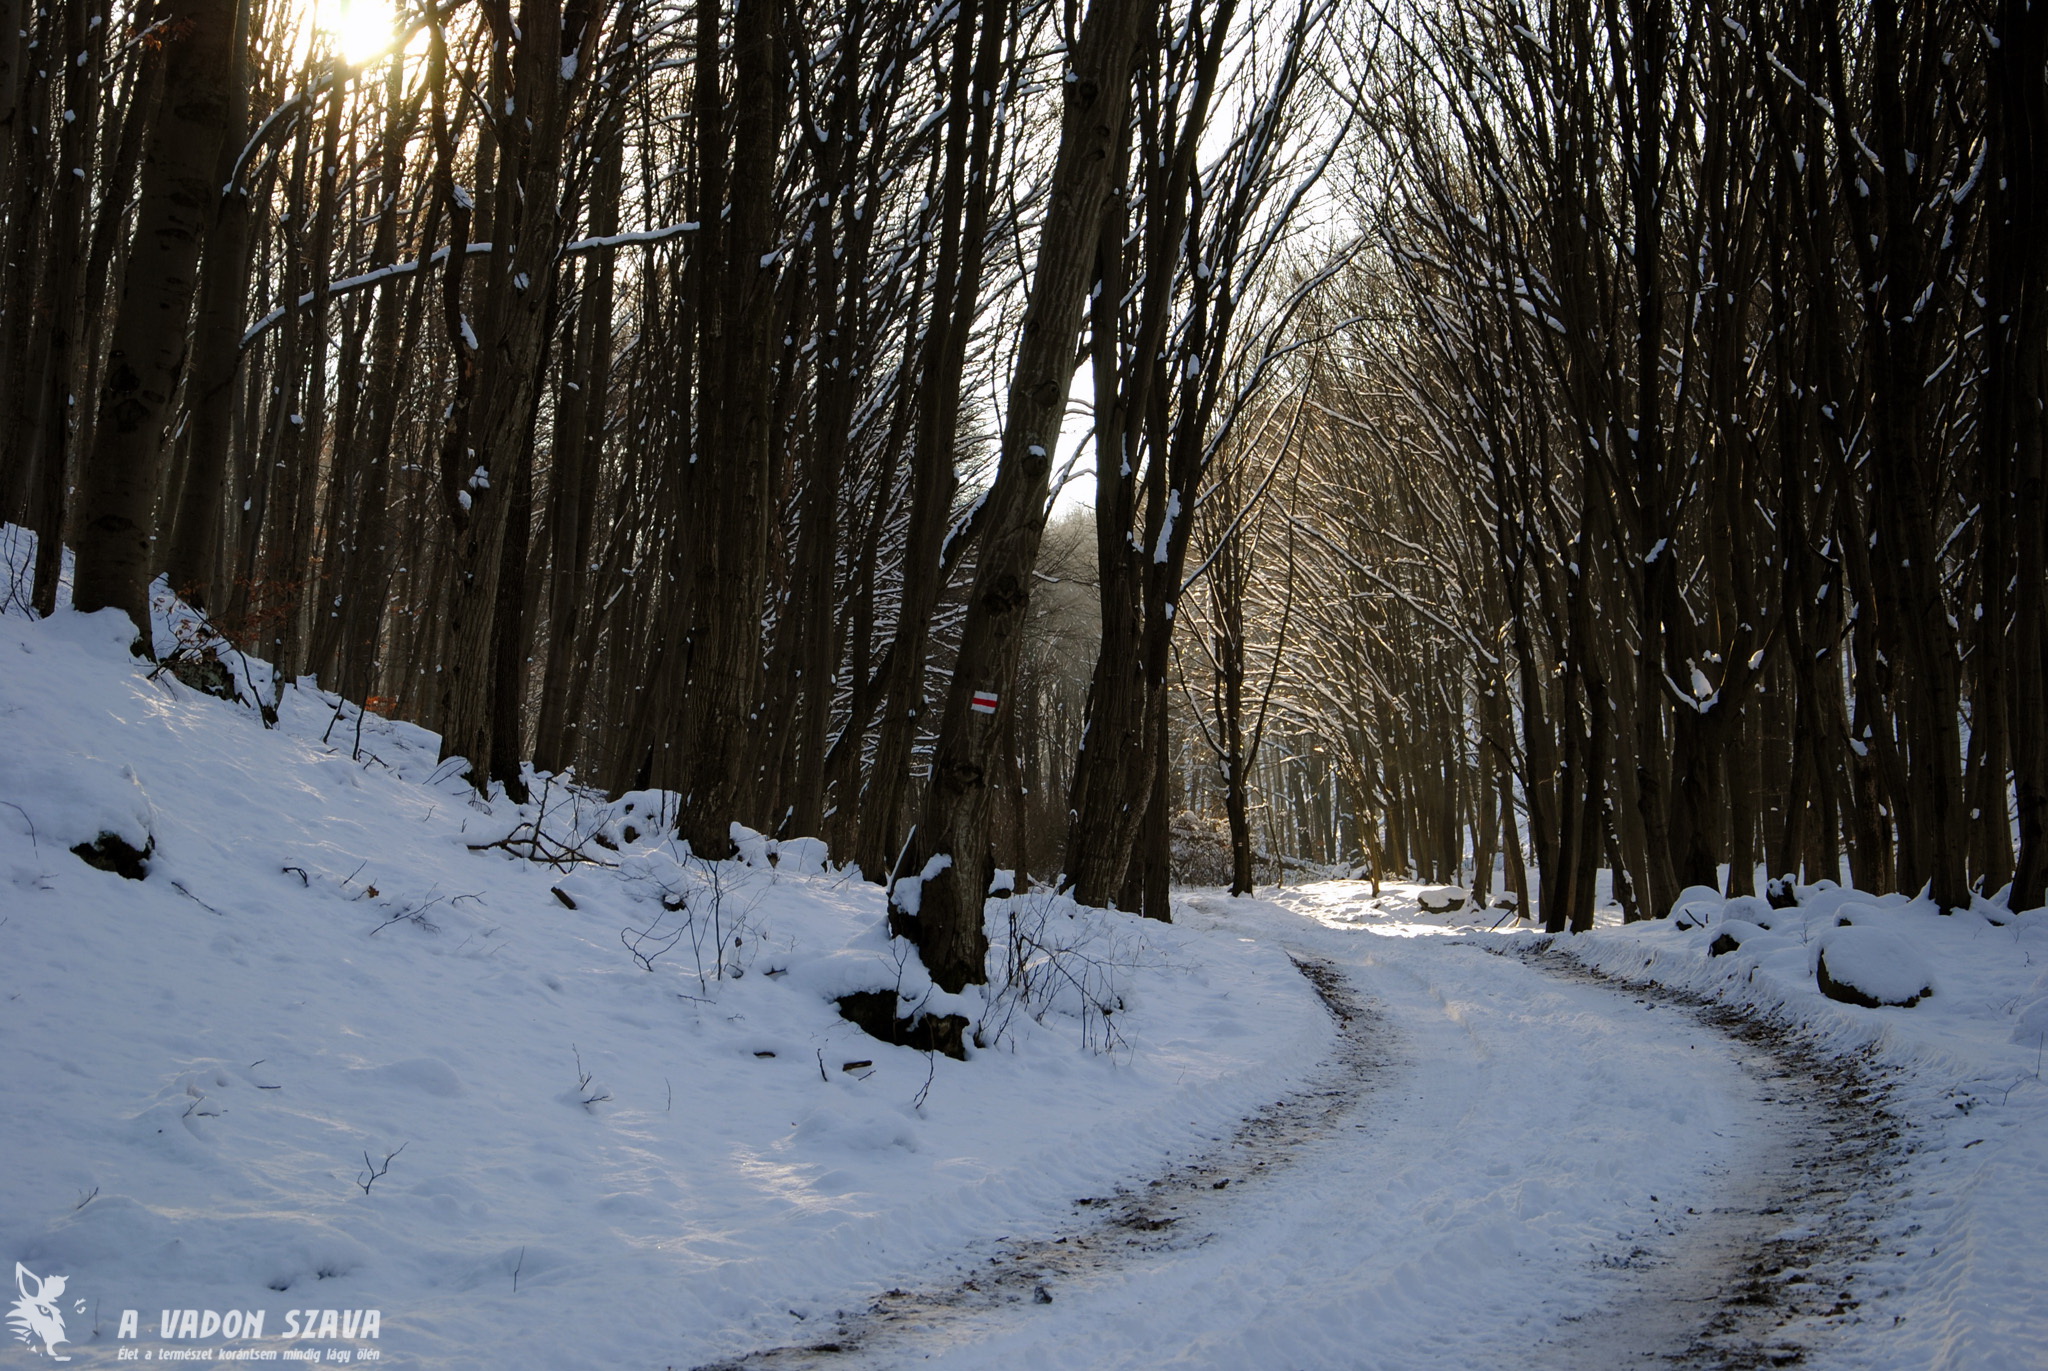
xmin=240 ymin=223 xmax=701 ymax=349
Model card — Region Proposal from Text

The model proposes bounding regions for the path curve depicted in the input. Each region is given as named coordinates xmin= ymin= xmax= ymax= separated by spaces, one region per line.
xmin=696 ymin=896 xmax=1898 ymax=1370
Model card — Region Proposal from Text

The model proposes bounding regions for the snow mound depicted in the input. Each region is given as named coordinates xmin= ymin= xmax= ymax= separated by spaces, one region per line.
xmin=1707 ymin=919 xmax=1763 ymax=957
xmin=1719 ymin=893 xmax=1776 ymax=928
xmin=1671 ymin=884 xmax=1727 ymax=927
xmin=0 ymin=614 xmax=165 ymax=881
xmin=2012 ymin=971 xmax=2048 ymax=1048
xmin=1814 ymin=927 xmax=1934 ymax=1008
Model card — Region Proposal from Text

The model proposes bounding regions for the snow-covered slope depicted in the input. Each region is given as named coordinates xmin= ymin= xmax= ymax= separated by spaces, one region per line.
xmin=6 ymin=565 xmax=2044 ymax=1370
xmin=0 ymin=602 xmax=1326 ymax=1368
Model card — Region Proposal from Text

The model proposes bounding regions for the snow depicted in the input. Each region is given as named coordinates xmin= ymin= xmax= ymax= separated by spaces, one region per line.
xmin=887 ymin=851 xmax=952 ymax=916
xmin=0 ymin=583 xmax=1325 ymax=1368
xmin=1815 ymin=925 xmax=1936 ymax=1007
xmin=4 ymin=541 xmax=2044 ymax=1367
xmin=1546 ymin=884 xmax=2048 ymax=1370
xmin=1116 ymin=878 xmax=2046 ymax=1371
xmin=1415 ymin=883 xmax=1468 ymax=912
xmin=855 ymin=887 xmax=1768 ymax=1369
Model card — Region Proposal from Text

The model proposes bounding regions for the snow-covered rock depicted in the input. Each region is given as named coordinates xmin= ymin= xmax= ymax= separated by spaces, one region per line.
xmin=1720 ymin=893 xmax=1776 ymax=928
xmin=1707 ymin=919 xmax=1764 ymax=957
xmin=1670 ymin=884 xmax=1727 ymax=927
xmin=1814 ymin=926 xmax=1935 ymax=1008
xmin=773 ymin=835 xmax=829 ymax=874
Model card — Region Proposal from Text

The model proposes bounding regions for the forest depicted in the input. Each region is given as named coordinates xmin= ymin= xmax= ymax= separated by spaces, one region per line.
xmin=1 ymin=0 xmax=2041 ymax=978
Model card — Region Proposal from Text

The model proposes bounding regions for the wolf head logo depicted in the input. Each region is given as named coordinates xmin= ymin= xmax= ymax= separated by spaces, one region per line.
xmin=8 ymin=1263 xmax=73 ymax=1361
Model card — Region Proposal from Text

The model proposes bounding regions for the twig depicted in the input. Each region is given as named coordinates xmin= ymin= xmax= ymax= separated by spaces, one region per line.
xmin=370 ymin=890 xmax=446 ymax=935
xmin=572 ymin=1045 xmax=610 ymax=1108
xmin=0 ymin=799 xmax=40 ymax=857
xmin=356 ymin=1142 xmax=407 ymax=1193
xmin=170 ymin=880 xmax=226 ymax=916
xmin=622 ymin=908 xmax=684 ymax=971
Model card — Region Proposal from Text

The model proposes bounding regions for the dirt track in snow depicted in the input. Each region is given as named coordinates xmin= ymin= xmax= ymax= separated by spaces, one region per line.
xmin=1512 ymin=940 xmax=1904 ymax=1369
xmin=692 ymin=952 xmax=1389 ymax=1370
xmin=694 ymin=929 xmax=1904 ymax=1371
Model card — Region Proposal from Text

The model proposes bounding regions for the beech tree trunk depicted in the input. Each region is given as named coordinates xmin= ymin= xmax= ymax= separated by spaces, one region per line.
xmin=431 ymin=0 xmax=590 ymax=792
xmin=671 ymin=0 xmax=785 ymax=852
xmin=72 ymin=0 xmax=236 ymax=630
xmin=891 ymin=0 xmax=1147 ymax=992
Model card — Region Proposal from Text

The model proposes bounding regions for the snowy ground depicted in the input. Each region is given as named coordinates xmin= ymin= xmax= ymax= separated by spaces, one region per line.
xmin=3 ymin=576 xmax=2044 ymax=1368
xmin=700 ymin=892 xmax=1894 ymax=1370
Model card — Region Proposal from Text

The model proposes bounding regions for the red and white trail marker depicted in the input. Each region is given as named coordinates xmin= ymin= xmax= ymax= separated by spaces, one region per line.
xmin=970 ymin=689 xmax=1000 ymax=715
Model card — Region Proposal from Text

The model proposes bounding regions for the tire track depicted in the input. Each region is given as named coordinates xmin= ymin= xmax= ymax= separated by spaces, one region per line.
xmin=1508 ymin=937 xmax=1906 ymax=1370
xmin=690 ymin=953 xmax=1392 ymax=1370
xmin=693 ymin=928 xmax=1905 ymax=1371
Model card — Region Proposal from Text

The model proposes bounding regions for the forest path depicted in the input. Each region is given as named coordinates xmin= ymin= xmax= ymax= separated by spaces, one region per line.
xmin=698 ymin=893 xmax=1896 ymax=1370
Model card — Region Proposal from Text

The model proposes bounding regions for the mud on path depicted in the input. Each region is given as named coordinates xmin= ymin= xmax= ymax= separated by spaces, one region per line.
xmin=691 ymin=955 xmax=1391 ymax=1370
xmin=694 ymin=937 xmax=1906 ymax=1371
xmin=1512 ymin=938 xmax=1907 ymax=1370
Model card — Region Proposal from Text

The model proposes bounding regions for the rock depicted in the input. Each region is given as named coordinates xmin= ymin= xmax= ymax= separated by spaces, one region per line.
xmin=165 ymin=644 xmax=238 ymax=702
xmin=773 ymin=836 xmax=830 ymax=875
xmin=1418 ymin=885 xmax=1470 ymax=913
xmin=1670 ymin=884 xmax=1726 ymax=928
xmin=837 ymin=990 xmax=969 ymax=1060
xmin=1708 ymin=920 xmax=1762 ymax=957
xmin=1815 ymin=928 xmax=1934 ymax=1008
xmin=1722 ymin=894 xmax=1775 ymax=929
xmin=729 ymin=822 xmax=773 ymax=868
xmin=71 ymin=830 xmax=152 ymax=880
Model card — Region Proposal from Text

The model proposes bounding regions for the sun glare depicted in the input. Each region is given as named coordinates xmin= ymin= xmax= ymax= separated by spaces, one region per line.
xmin=316 ymin=0 xmax=397 ymax=67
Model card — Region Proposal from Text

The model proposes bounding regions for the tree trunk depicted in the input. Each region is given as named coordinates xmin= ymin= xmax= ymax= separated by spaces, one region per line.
xmin=857 ymin=0 xmax=1006 ymax=879
xmin=72 ymin=0 xmax=236 ymax=629
xmin=431 ymin=0 xmax=584 ymax=792
xmin=891 ymin=0 xmax=1147 ymax=992
xmin=670 ymin=0 xmax=785 ymax=852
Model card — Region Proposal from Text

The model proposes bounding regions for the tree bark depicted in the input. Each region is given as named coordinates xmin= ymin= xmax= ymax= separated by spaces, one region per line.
xmin=890 ymin=0 xmax=1148 ymax=992
xmin=72 ymin=0 xmax=237 ymax=630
